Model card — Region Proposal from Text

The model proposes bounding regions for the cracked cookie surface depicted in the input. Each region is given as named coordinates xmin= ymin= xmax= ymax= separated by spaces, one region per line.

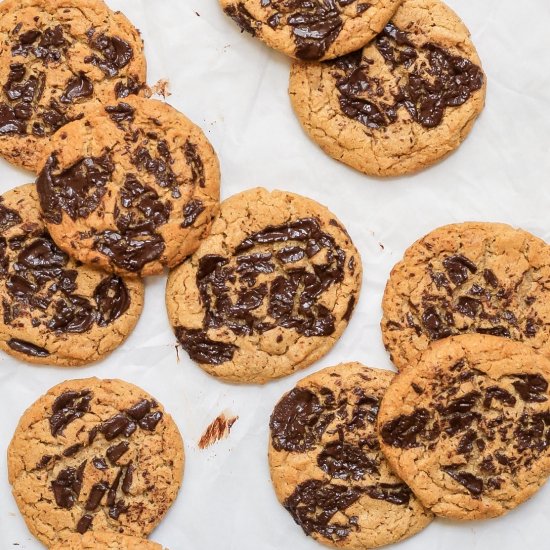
xmin=378 ymin=335 xmax=550 ymax=519
xmin=36 ymin=95 xmax=220 ymax=277
xmin=8 ymin=377 xmax=184 ymax=547
xmin=269 ymin=362 xmax=432 ymax=548
xmin=0 ymin=183 xmax=143 ymax=366
xmin=166 ymin=188 xmax=362 ymax=384
xmin=220 ymin=0 xmax=402 ymax=61
xmin=0 ymin=0 xmax=146 ymax=172
xmin=289 ymin=0 xmax=486 ymax=177
xmin=52 ymin=531 xmax=165 ymax=549
xmin=381 ymin=222 xmax=550 ymax=370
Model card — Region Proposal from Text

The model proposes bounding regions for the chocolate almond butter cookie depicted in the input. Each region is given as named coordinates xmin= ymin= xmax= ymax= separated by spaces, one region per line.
xmin=378 ymin=335 xmax=550 ymax=519
xmin=382 ymin=222 xmax=550 ymax=370
xmin=0 ymin=0 xmax=146 ymax=172
xmin=220 ymin=0 xmax=402 ymax=61
xmin=8 ymin=378 xmax=184 ymax=547
xmin=51 ymin=532 xmax=165 ymax=550
xmin=36 ymin=96 xmax=220 ymax=277
xmin=166 ymin=188 xmax=362 ymax=384
xmin=0 ymin=184 xmax=143 ymax=366
xmin=269 ymin=363 xmax=433 ymax=548
xmin=289 ymin=0 xmax=486 ymax=176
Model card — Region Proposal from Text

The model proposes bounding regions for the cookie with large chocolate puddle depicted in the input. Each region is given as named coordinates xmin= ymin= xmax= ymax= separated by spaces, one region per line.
xmin=0 ymin=183 xmax=143 ymax=366
xmin=269 ymin=363 xmax=432 ymax=548
xmin=382 ymin=222 xmax=550 ymax=371
xmin=0 ymin=0 xmax=146 ymax=172
xmin=379 ymin=335 xmax=550 ymax=519
xmin=52 ymin=532 xmax=164 ymax=550
xmin=8 ymin=378 xmax=184 ymax=547
xmin=36 ymin=96 xmax=220 ymax=277
xmin=166 ymin=188 xmax=362 ymax=384
xmin=289 ymin=0 xmax=486 ymax=176
xmin=220 ymin=0 xmax=402 ymax=61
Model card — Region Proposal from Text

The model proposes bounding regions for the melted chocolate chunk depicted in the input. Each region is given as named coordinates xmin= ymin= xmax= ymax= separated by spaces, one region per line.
xmin=512 ymin=374 xmax=548 ymax=403
xmin=380 ymin=408 xmax=431 ymax=448
xmin=0 ymin=200 xmax=22 ymax=231
xmin=105 ymin=102 xmax=135 ymax=124
xmin=60 ymin=74 xmax=93 ymax=104
xmin=364 ymin=482 xmax=411 ymax=505
xmin=224 ymin=3 xmax=259 ymax=36
xmin=85 ymin=481 xmax=109 ymax=510
xmin=94 ymin=275 xmax=131 ymax=326
xmin=331 ymin=24 xmax=483 ymax=129
xmin=174 ymin=326 xmax=237 ymax=365
xmin=7 ymin=338 xmax=49 ymax=357
xmin=86 ymin=32 xmax=133 ymax=77
xmin=50 ymin=390 xmax=92 ymax=436
xmin=317 ymin=441 xmax=378 ymax=480
xmin=115 ymin=76 xmax=144 ymax=99
xmin=126 ymin=399 xmax=152 ymax=421
xmin=181 ymin=199 xmax=205 ymax=228
xmin=51 ymin=461 xmax=86 ymax=509
xmin=12 ymin=25 xmax=67 ymax=63
xmin=76 ymin=514 xmax=93 ymax=534
xmin=284 ymin=479 xmax=361 ymax=540
xmin=100 ymin=413 xmax=137 ymax=441
xmin=443 ymin=467 xmax=483 ymax=496
xmin=107 ymin=441 xmax=130 ymax=464
xmin=37 ymin=153 xmax=114 ymax=224
xmin=92 ymin=457 xmax=108 ymax=470
xmin=139 ymin=411 xmax=163 ymax=431
xmin=122 ymin=462 xmax=135 ymax=494
xmin=184 ymin=140 xmax=206 ymax=188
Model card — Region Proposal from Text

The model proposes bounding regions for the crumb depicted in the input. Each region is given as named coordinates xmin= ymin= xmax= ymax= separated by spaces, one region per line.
xmin=198 ymin=413 xmax=238 ymax=449
xmin=149 ymin=78 xmax=171 ymax=100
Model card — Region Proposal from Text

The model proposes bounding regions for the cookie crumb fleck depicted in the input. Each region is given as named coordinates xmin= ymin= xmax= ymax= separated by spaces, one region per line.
xmin=198 ymin=413 xmax=238 ymax=449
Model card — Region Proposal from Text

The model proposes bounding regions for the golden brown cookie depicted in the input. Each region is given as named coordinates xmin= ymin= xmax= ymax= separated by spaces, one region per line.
xmin=289 ymin=0 xmax=486 ymax=177
xmin=381 ymin=222 xmax=550 ymax=370
xmin=220 ymin=0 xmax=402 ymax=61
xmin=0 ymin=183 xmax=143 ymax=366
xmin=378 ymin=335 xmax=550 ymax=519
xmin=166 ymin=188 xmax=362 ymax=384
xmin=0 ymin=0 xmax=146 ymax=172
xmin=269 ymin=363 xmax=433 ymax=548
xmin=8 ymin=378 xmax=184 ymax=547
xmin=36 ymin=95 xmax=220 ymax=277
xmin=51 ymin=532 xmax=165 ymax=550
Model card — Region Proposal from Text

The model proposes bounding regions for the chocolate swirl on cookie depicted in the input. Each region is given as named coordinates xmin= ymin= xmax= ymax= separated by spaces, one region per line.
xmin=176 ymin=216 xmax=355 ymax=365
xmin=328 ymin=23 xmax=483 ymax=129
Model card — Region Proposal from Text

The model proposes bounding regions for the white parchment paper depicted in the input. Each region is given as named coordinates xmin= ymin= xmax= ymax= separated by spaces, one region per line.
xmin=1 ymin=0 xmax=550 ymax=548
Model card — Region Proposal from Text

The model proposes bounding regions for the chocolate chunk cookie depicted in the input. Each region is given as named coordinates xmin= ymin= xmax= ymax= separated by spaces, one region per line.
xmin=289 ymin=0 xmax=486 ymax=176
xmin=0 ymin=183 xmax=143 ymax=366
xmin=378 ymin=334 xmax=550 ymax=519
xmin=0 ymin=0 xmax=146 ymax=172
xmin=166 ymin=188 xmax=362 ymax=384
xmin=220 ymin=0 xmax=402 ymax=61
xmin=52 ymin=532 xmax=165 ymax=550
xmin=381 ymin=222 xmax=550 ymax=370
xmin=8 ymin=378 xmax=184 ymax=547
xmin=36 ymin=96 xmax=220 ymax=277
xmin=269 ymin=363 xmax=432 ymax=548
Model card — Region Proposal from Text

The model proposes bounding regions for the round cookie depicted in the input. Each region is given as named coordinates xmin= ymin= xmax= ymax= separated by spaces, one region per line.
xmin=378 ymin=334 xmax=550 ymax=519
xmin=8 ymin=378 xmax=184 ymax=547
xmin=0 ymin=0 xmax=146 ymax=172
xmin=269 ymin=362 xmax=433 ymax=548
xmin=220 ymin=0 xmax=402 ymax=61
xmin=381 ymin=222 xmax=550 ymax=371
xmin=36 ymin=95 xmax=220 ymax=277
xmin=289 ymin=0 xmax=486 ymax=177
xmin=0 ymin=183 xmax=143 ymax=366
xmin=166 ymin=188 xmax=362 ymax=384
xmin=52 ymin=532 xmax=164 ymax=550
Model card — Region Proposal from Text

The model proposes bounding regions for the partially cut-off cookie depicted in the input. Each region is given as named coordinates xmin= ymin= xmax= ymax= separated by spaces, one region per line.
xmin=8 ymin=378 xmax=184 ymax=547
xmin=51 ymin=532 xmax=165 ymax=550
xmin=0 ymin=0 xmax=147 ymax=172
xmin=166 ymin=188 xmax=362 ymax=384
xmin=0 ymin=183 xmax=143 ymax=366
xmin=378 ymin=335 xmax=550 ymax=519
xmin=269 ymin=363 xmax=433 ymax=548
xmin=289 ymin=0 xmax=486 ymax=176
xmin=36 ymin=96 xmax=220 ymax=277
xmin=220 ymin=0 xmax=403 ymax=61
xmin=381 ymin=222 xmax=550 ymax=371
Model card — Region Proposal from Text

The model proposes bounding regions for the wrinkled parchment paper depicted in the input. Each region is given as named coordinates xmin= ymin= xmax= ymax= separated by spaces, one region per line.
xmin=1 ymin=0 xmax=550 ymax=548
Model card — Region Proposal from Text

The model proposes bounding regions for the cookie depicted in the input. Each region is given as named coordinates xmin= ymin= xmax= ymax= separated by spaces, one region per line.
xmin=378 ymin=334 xmax=550 ymax=519
xmin=269 ymin=362 xmax=432 ymax=548
xmin=381 ymin=222 xmax=550 ymax=371
xmin=289 ymin=0 xmax=486 ymax=177
xmin=166 ymin=188 xmax=362 ymax=384
xmin=51 ymin=532 xmax=164 ymax=550
xmin=36 ymin=95 xmax=220 ymax=277
xmin=0 ymin=183 xmax=143 ymax=366
xmin=8 ymin=378 xmax=184 ymax=547
xmin=0 ymin=0 xmax=146 ymax=172
xmin=220 ymin=0 xmax=402 ymax=61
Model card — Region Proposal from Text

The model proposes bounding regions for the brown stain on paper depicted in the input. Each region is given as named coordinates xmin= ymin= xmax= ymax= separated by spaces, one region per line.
xmin=198 ymin=413 xmax=238 ymax=449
